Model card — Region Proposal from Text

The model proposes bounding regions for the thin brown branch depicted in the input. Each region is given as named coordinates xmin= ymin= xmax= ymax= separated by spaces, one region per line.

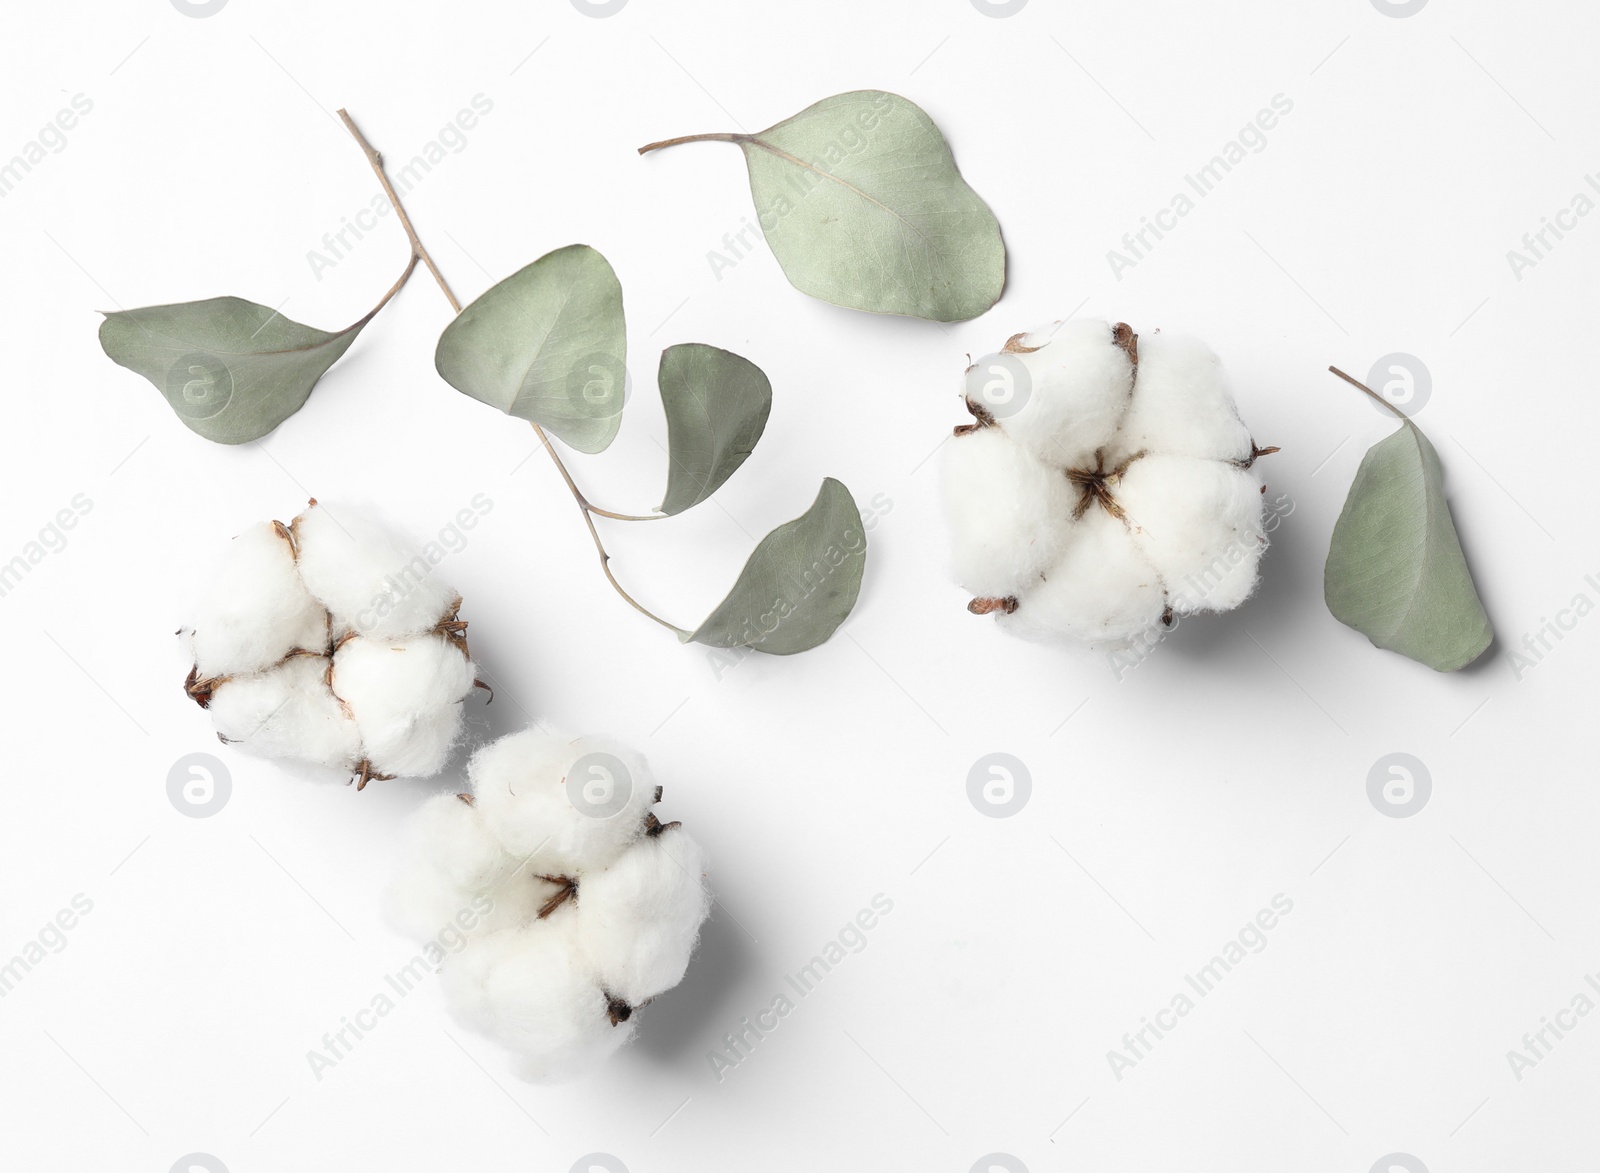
xmin=339 ymin=106 xmax=685 ymax=636
xmin=1329 ymin=365 xmax=1410 ymax=422
xmin=338 ymin=108 xmax=462 ymax=312
xmin=636 ymin=131 xmax=744 ymax=155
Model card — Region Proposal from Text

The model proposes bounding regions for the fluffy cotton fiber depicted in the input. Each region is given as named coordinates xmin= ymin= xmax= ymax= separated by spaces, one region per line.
xmin=943 ymin=321 xmax=1276 ymax=645
xmin=386 ymin=729 xmax=713 ymax=1082
xmin=183 ymin=500 xmax=480 ymax=786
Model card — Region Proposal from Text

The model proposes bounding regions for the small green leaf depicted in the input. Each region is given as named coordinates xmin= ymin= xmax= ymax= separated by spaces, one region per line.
xmin=657 ymin=343 xmax=772 ymax=516
xmin=1325 ymin=383 xmax=1493 ymax=672
xmin=98 ymin=298 xmax=366 ymax=444
xmin=688 ymin=478 xmax=867 ymax=654
xmin=435 ymin=244 xmax=627 ymax=454
xmin=643 ymin=91 xmax=1005 ymax=322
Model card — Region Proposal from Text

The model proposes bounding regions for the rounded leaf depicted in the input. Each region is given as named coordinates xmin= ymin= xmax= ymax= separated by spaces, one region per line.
xmin=688 ymin=478 xmax=867 ymax=654
xmin=98 ymin=297 xmax=366 ymax=444
xmin=434 ymin=245 xmax=627 ymax=453
xmin=1325 ymin=420 xmax=1494 ymax=671
xmin=657 ymin=343 xmax=772 ymax=516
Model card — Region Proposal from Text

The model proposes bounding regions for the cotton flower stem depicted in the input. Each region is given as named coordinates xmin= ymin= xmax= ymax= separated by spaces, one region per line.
xmin=338 ymin=106 xmax=686 ymax=638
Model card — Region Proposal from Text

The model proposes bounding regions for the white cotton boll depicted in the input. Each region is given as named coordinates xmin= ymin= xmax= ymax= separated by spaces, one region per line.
xmin=1000 ymin=508 xmax=1166 ymax=645
xmin=385 ymin=793 xmax=510 ymax=941
xmin=469 ymin=730 xmax=656 ymax=874
xmin=389 ymin=728 xmax=709 ymax=1080
xmin=941 ymin=428 xmax=1077 ymax=598
xmin=945 ymin=319 xmax=1276 ymax=645
xmin=1107 ymin=333 xmax=1253 ymax=464
xmin=291 ymin=501 xmax=460 ymax=640
xmin=386 ymin=794 xmax=563 ymax=940
xmin=187 ymin=502 xmax=487 ymax=783
xmin=994 ymin=319 xmax=1134 ymax=470
xmin=575 ymin=828 xmax=712 ymax=1005
xmin=438 ymin=927 xmax=533 ymax=1037
xmin=187 ymin=522 xmax=328 ymax=678
xmin=331 ymin=634 xmax=474 ymax=778
xmin=1116 ymin=455 xmax=1267 ymax=614
xmin=208 ymin=655 xmax=361 ymax=771
xmin=444 ymin=922 xmax=636 ymax=1082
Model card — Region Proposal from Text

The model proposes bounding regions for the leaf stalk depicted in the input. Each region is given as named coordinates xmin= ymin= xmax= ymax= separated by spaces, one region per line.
xmin=337 ymin=106 xmax=684 ymax=635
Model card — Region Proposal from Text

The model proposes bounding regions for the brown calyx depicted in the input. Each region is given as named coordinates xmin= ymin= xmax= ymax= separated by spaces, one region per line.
xmin=352 ymin=759 xmax=394 ymax=791
xmin=1111 ymin=321 xmax=1139 ymax=366
xmin=535 ymin=874 xmax=578 ymax=919
xmin=967 ymin=596 xmax=1019 ymax=615
xmin=643 ymin=811 xmax=681 ymax=838
xmin=436 ymin=596 xmax=471 ymax=657
xmin=1232 ymin=442 xmax=1281 ymax=470
xmin=184 ymin=665 xmax=225 ymax=708
xmin=954 ymin=398 xmax=997 ymax=437
xmin=605 ymin=995 xmax=633 ymax=1026
xmin=1066 ymin=447 xmax=1146 ymax=523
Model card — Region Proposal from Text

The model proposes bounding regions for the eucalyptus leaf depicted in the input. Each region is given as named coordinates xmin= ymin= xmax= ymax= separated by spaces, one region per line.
xmin=98 ymin=298 xmax=367 ymax=444
xmin=642 ymin=91 xmax=1005 ymax=322
xmin=688 ymin=478 xmax=866 ymax=654
xmin=658 ymin=343 xmax=772 ymax=516
xmin=435 ymin=244 xmax=627 ymax=454
xmin=1324 ymin=371 xmax=1493 ymax=671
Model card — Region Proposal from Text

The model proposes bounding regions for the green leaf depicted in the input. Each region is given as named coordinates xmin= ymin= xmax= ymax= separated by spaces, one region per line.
xmin=688 ymin=478 xmax=867 ymax=654
xmin=657 ymin=343 xmax=772 ymax=516
xmin=434 ymin=244 xmax=627 ymax=453
xmin=98 ymin=298 xmax=367 ymax=444
xmin=644 ymin=91 xmax=1005 ymax=322
xmin=1325 ymin=397 xmax=1494 ymax=672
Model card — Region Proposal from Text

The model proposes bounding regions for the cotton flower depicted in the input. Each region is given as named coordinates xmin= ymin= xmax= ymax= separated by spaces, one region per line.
xmin=386 ymin=729 xmax=712 ymax=1081
xmin=182 ymin=500 xmax=482 ymax=787
xmin=943 ymin=320 xmax=1277 ymax=645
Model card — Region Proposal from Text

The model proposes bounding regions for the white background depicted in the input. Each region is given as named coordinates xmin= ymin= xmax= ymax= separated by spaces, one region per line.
xmin=2 ymin=1 xmax=1597 ymax=1170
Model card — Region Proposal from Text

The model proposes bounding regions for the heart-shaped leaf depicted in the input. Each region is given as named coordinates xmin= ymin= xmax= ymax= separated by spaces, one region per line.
xmin=98 ymin=298 xmax=368 ymax=444
xmin=1325 ymin=370 xmax=1493 ymax=671
xmin=642 ymin=91 xmax=1005 ymax=322
xmin=688 ymin=478 xmax=866 ymax=654
xmin=435 ymin=244 xmax=627 ymax=454
xmin=657 ymin=343 xmax=772 ymax=516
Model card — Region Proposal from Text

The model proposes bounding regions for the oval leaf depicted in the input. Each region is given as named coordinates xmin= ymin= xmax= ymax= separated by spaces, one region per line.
xmin=1325 ymin=419 xmax=1493 ymax=671
xmin=646 ymin=91 xmax=1004 ymax=322
xmin=658 ymin=343 xmax=773 ymax=516
xmin=688 ymin=478 xmax=866 ymax=654
xmin=435 ymin=244 xmax=627 ymax=454
xmin=98 ymin=298 xmax=366 ymax=444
